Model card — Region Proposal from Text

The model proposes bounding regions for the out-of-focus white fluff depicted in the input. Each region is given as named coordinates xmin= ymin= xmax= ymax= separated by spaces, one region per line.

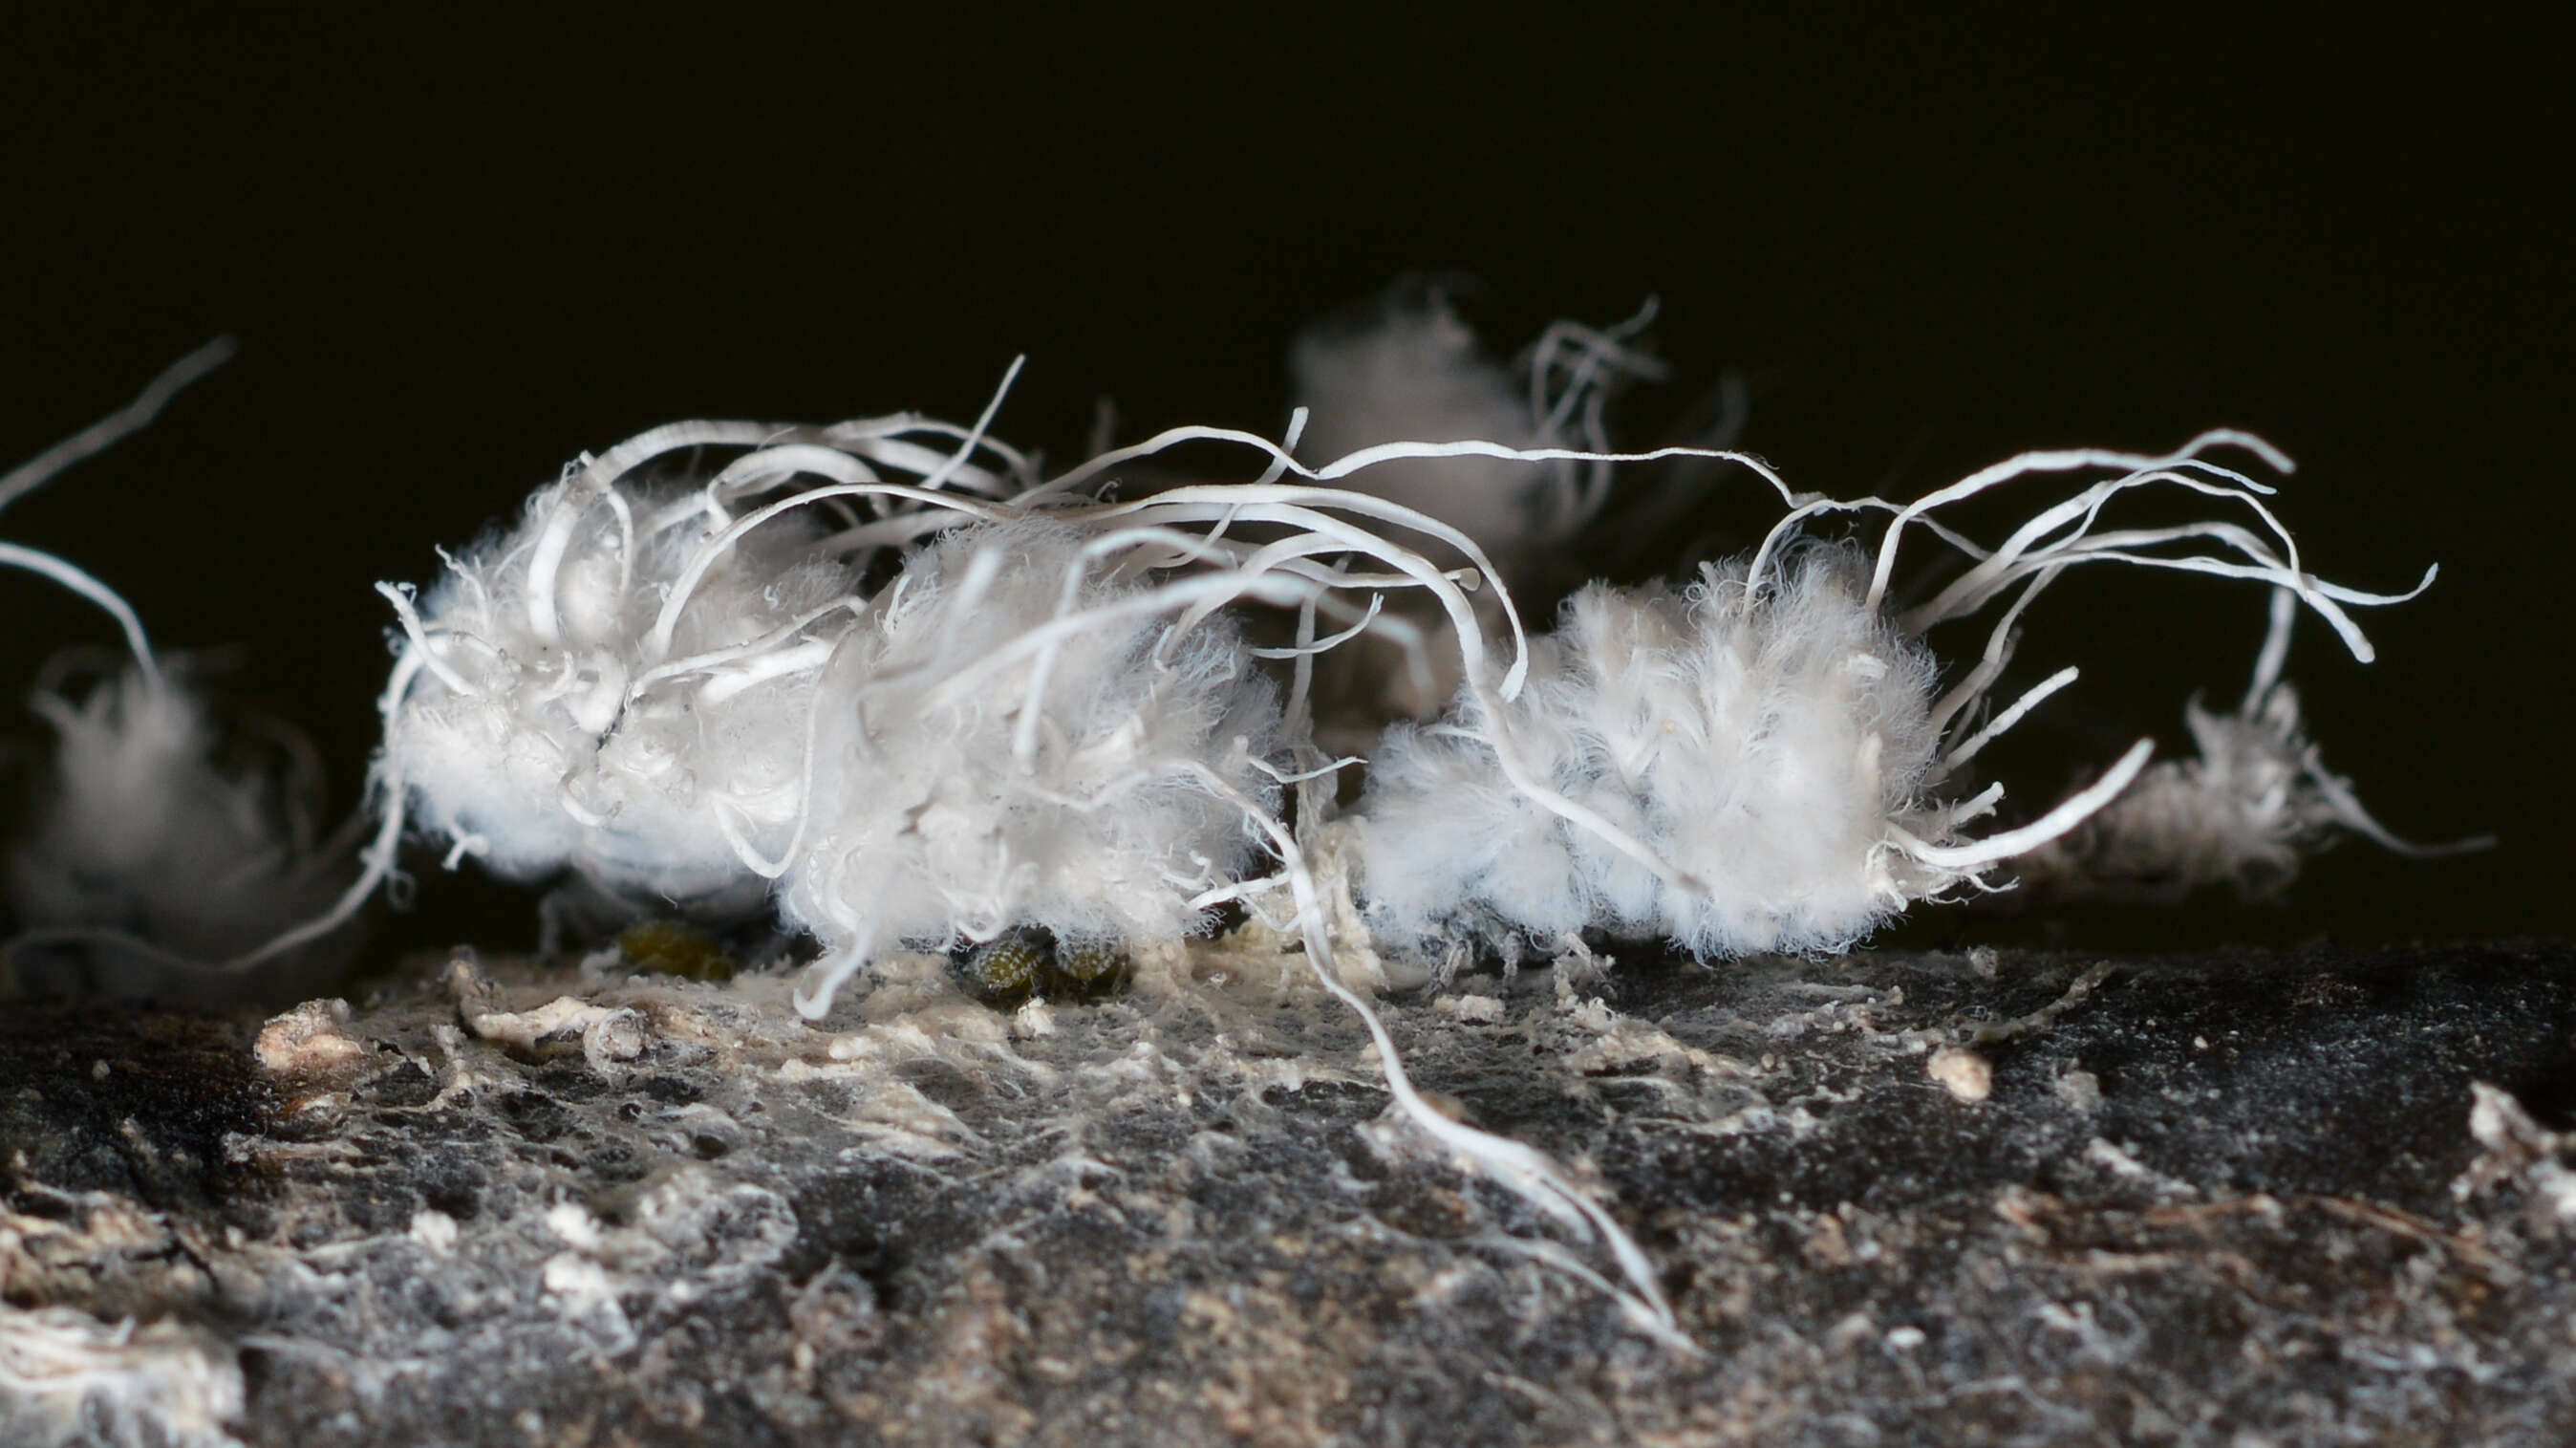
xmin=8 ymin=665 xmax=350 ymax=981
xmin=1 ymin=339 xmax=367 ymax=999
xmin=780 ymin=517 xmax=1280 ymax=1015
xmin=1293 ymin=297 xmax=1542 ymax=559
xmin=386 ymin=478 xmax=861 ymax=909
xmin=1357 ymin=548 xmax=1973 ymax=959
xmin=2012 ymin=594 xmax=2490 ymax=900
xmin=2014 ymin=684 xmax=2329 ymax=900
xmin=1289 ymin=291 xmax=1658 ymax=576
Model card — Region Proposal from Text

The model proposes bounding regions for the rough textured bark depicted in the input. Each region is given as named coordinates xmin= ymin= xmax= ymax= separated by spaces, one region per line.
xmin=5 ymin=939 xmax=2572 ymax=1446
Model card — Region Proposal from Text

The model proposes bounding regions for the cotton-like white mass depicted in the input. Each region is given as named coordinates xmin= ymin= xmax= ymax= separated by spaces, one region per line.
xmin=377 ymin=405 xmax=1041 ymax=918
xmin=777 ymin=517 xmax=1282 ymax=1015
xmin=383 ymin=475 xmax=863 ymax=911
xmin=1356 ymin=548 xmax=1974 ymax=959
xmin=2016 ymin=684 xmax=2333 ymax=899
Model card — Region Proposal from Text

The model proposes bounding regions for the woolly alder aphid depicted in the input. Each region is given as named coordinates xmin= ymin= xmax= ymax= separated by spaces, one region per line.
xmin=2011 ymin=587 xmax=2492 ymax=902
xmin=762 ymin=513 xmax=1287 ymax=1016
xmin=574 ymin=443 xmax=1547 ymax=1021
xmin=0 ymin=341 xmax=368 ymax=996
xmin=1349 ymin=431 xmax=2452 ymax=968
xmin=369 ymin=396 xmax=1044 ymax=937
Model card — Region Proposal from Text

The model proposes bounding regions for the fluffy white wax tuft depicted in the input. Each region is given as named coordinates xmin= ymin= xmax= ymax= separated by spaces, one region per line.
xmin=1356 ymin=547 xmax=1967 ymax=959
xmin=779 ymin=517 xmax=1281 ymax=1016
xmin=1342 ymin=428 xmax=2445 ymax=965
xmin=384 ymin=476 xmax=863 ymax=910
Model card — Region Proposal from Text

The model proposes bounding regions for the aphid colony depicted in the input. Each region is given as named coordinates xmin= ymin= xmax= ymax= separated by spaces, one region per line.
xmin=0 ymin=302 xmax=2477 ymax=1339
xmin=3 ymin=312 xmax=2475 ymax=1014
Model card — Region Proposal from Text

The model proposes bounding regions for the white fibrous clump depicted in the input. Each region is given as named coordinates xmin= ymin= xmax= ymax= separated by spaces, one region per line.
xmin=778 ymin=518 xmax=1281 ymax=1015
xmin=385 ymin=478 xmax=862 ymax=909
xmin=2011 ymin=593 xmax=2490 ymax=901
xmin=1359 ymin=549 xmax=1964 ymax=958
xmin=377 ymin=409 xmax=1039 ymax=919
xmin=1351 ymin=432 xmax=2440 ymax=964
xmin=2019 ymin=685 xmax=2329 ymax=899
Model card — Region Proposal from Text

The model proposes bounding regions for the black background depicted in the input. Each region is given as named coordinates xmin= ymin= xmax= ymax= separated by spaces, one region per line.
xmin=0 ymin=10 xmax=2564 ymax=954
